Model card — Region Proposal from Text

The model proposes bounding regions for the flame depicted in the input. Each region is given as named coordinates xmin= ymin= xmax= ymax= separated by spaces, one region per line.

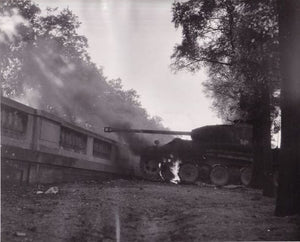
xmin=158 ymin=162 xmax=163 ymax=180
xmin=170 ymin=159 xmax=181 ymax=184
xmin=159 ymin=155 xmax=181 ymax=184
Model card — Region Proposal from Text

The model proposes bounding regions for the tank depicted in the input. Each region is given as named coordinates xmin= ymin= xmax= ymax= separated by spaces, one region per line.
xmin=104 ymin=124 xmax=253 ymax=186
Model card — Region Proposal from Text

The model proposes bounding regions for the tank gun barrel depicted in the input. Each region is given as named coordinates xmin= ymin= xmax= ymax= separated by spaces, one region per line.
xmin=104 ymin=127 xmax=191 ymax=136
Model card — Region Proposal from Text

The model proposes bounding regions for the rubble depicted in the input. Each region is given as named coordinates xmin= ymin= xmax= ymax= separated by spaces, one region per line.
xmin=15 ymin=232 xmax=26 ymax=237
xmin=45 ymin=186 xmax=59 ymax=194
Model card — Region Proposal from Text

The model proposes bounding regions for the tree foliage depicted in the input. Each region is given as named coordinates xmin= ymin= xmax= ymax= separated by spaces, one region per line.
xmin=0 ymin=0 xmax=168 ymax=151
xmin=172 ymin=0 xmax=279 ymax=123
xmin=172 ymin=0 xmax=280 ymax=192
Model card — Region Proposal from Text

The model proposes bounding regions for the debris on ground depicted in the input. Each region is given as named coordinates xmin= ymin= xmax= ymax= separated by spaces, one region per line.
xmin=2 ymin=179 xmax=299 ymax=241
xmin=195 ymin=181 xmax=216 ymax=187
xmin=44 ymin=186 xmax=59 ymax=194
xmin=223 ymin=185 xmax=244 ymax=189
xmin=14 ymin=232 xmax=26 ymax=237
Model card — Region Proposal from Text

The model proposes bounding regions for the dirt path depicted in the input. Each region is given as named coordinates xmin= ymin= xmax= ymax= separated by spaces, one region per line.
xmin=2 ymin=179 xmax=300 ymax=241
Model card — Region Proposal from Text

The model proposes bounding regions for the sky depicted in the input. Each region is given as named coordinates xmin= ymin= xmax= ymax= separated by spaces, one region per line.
xmin=34 ymin=0 xmax=221 ymax=131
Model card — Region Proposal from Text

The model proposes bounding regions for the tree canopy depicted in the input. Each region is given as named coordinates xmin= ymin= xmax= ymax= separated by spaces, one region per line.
xmin=0 ymin=0 xmax=169 ymax=152
xmin=172 ymin=0 xmax=280 ymax=193
xmin=172 ymin=0 xmax=280 ymax=124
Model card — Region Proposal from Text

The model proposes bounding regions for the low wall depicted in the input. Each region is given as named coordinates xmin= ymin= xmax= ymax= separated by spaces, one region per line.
xmin=1 ymin=97 xmax=140 ymax=185
xmin=1 ymin=159 xmax=127 ymax=185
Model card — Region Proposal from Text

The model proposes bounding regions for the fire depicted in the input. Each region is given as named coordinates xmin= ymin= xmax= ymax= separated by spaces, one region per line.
xmin=170 ymin=159 xmax=181 ymax=184
xmin=159 ymin=155 xmax=181 ymax=184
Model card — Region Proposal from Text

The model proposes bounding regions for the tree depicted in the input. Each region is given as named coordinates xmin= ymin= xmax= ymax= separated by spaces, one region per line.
xmin=275 ymin=0 xmax=300 ymax=216
xmin=0 ymin=0 xmax=89 ymax=97
xmin=172 ymin=0 xmax=279 ymax=195
xmin=0 ymin=0 xmax=168 ymax=153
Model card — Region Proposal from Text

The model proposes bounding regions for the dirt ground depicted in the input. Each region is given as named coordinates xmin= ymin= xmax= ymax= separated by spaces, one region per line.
xmin=1 ymin=179 xmax=300 ymax=242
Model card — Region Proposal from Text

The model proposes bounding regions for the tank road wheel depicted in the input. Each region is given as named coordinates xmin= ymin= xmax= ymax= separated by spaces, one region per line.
xmin=240 ymin=167 xmax=252 ymax=186
xmin=198 ymin=164 xmax=211 ymax=182
xmin=210 ymin=165 xmax=229 ymax=186
xmin=140 ymin=159 xmax=161 ymax=181
xmin=179 ymin=163 xmax=199 ymax=184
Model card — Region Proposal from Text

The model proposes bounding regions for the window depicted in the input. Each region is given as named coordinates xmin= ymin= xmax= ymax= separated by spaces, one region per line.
xmin=60 ymin=127 xmax=87 ymax=154
xmin=1 ymin=106 xmax=28 ymax=138
xmin=93 ymin=138 xmax=112 ymax=159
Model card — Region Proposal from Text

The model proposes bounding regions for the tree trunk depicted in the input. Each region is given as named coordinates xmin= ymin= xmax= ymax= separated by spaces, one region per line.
xmin=261 ymin=89 xmax=275 ymax=197
xmin=275 ymin=0 xmax=300 ymax=216
xmin=250 ymin=86 xmax=274 ymax=197
xmin=250 ymin=120 xmax=265 ymax=189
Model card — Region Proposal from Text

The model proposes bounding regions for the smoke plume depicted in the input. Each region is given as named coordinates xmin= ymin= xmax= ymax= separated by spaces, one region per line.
xmin=0 ymin=4 xmax=172 ymax=154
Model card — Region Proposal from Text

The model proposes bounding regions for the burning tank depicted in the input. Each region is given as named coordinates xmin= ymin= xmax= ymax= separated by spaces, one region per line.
xmin=104 ymin=124 xmax=253 ymax=186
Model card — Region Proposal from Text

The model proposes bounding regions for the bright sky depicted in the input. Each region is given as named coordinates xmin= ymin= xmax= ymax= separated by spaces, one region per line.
xmin=34 ymin=0 xmax=221 ymax=131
